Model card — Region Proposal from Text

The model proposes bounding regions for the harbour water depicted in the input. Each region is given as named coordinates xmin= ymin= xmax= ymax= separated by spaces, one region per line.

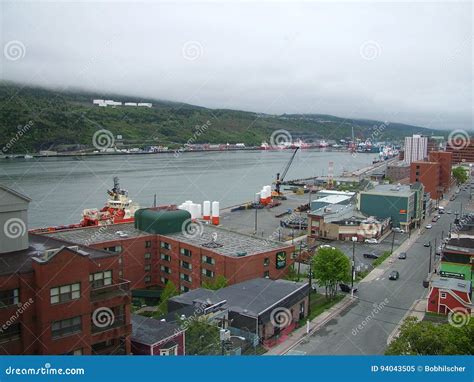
xmin=0 ymin=149 xmax=374 ymax=228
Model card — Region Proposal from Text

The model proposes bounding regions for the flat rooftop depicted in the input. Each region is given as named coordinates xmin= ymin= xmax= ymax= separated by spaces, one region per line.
xmin=431 ymin=277 xmax=471 ymax=293
xmin=315 ymin=194 xmax=353 ymax=205
xmin=169 ymin=278 xmax=308 ymax=317
xmin=131 ymin=314 xmax=181 ymax=346
xmin=164 ymin=224 xmax=291 ymax=257
xmin=0 ymin=234 xmax=115 ymax=276
xmin=363 ymin=184 xmax=413 ymax=197
xmin=42 ymin=222 xmax=151 ymax=245
xmin=42 ymin=222 xmax=291 ymax=257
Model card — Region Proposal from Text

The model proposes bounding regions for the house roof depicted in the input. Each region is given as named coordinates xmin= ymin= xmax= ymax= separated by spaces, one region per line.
xmin=0 ymin=184 xmax=31 ymax=203
xmin=431 ymin=277 xmax=471 ymax=293
xmin=0 ymin=234 xmax=116 ymax=276
xmin=169 ymin=278 xmax=308 ymax=318
xmin=131 ymin=314 xmax=182 ymax=346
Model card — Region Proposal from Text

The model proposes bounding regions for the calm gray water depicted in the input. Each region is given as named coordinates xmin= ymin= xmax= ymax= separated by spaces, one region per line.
xmin=0 ymin=150 xmax=374 ymax=228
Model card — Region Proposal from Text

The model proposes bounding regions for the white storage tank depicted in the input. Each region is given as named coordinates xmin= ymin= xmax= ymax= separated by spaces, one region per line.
xmin=203 ymin=201 xmax=211 ymax=221
xmin=211 ymin=201 xmax=220 ymax=225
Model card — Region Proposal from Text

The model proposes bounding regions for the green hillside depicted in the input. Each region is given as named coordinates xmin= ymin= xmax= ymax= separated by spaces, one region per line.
xmin=0 ymin=82 xmax=446 ymax=154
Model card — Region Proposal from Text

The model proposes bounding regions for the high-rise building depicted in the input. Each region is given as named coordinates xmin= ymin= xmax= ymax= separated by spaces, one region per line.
xmin=404 ymin=135 xmax=428 ymax=165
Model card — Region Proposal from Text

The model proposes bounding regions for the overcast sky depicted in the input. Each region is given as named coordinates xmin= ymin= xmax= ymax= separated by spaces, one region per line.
xmin=1 ymin=0 xmax=472 ymax=130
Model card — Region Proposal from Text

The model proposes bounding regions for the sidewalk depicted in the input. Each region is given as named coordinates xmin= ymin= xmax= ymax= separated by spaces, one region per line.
xmin=386 ymin=299 xmax=426 ymax=345
xmin=264 ymin=295 xmax=355 ymax=355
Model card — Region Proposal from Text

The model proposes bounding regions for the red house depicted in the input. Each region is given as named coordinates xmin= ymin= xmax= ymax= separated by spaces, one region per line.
xmin=131 ymin=314 xmax=185 ymax=355
xmin=427 ymin=277 xmax=472 ymax=315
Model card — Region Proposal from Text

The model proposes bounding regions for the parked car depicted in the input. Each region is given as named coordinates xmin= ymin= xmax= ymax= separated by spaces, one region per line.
xmin=436 ymin=246 xmax=442 ymax=255
xmin=393 ymin=227 xmax=404 ymax=233
xmin=389 ymin=270 xmax=400 ymax=280
xmin=363 ymin=252 xmax=379 ymax=259
xmin=339 ymin=283 xmax=357 ymax=293
xmin=447 ymin=210 xmax=452 ymax=215
xmin=398 ymin=252 xmax=407 ymax=260
xmin=424 ymin=242 xmax=431 ymax=247
xmin=426 ymin=224 xmax=433 ymax=229
xmin=432 ymin=216 xmax=440 ymax=222
xmin=365 ymin=238 xmax=378 ymax=244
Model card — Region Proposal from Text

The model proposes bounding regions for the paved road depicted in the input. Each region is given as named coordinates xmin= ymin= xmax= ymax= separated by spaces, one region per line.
xmin=291 ymin=186 xmax=471 ymax=355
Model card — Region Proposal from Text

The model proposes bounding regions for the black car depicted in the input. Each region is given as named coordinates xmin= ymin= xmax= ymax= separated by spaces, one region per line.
xmin=339 ymin=283 xmax=357 ymax=293
xmin=363 ymin=253 xmax=379 ymax=259
xmin=398 ymin=252 xmax=407 ymax=260
xmin=389 ymin=270 xmax=400 ymax=280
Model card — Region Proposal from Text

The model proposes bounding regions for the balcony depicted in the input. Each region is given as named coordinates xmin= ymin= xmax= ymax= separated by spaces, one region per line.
xmin=90 ymin=280 xmax=130 ymax=302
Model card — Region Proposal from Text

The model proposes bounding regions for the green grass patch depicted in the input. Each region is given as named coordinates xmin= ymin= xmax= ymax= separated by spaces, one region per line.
xmin=301 ymin=292 xmax=344 ymax=324
xmin=372 ymin=251 xmax=392 ymax=267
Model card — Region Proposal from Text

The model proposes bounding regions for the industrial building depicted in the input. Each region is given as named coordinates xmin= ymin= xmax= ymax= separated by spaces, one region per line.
xmin=359 ymin=184 xmax=420 ymax=231
xmin=168 ymin=278 xmax=309 ymax=346
xmin=386 ymin=162 xmax=410 ymax=182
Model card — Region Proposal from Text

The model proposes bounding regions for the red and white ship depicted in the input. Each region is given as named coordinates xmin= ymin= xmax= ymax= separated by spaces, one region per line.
xmin=81 ymin=177 xmax=139 ymax=226
xmin=32 ymin=177 xmax=139 ymax=233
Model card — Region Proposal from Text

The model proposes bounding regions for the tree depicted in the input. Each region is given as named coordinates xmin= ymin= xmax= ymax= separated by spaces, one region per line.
xmin=156 ymin=280 xmax=178 ymax=316
xmin=182 ymin=318 xmax=221 ymax=355
xmin=202 ymin=275 xmax=228 ymax=290
xmin=385 ymin=316 xmax=474 ymax=355
xmin=312 ymin=247 xmax=351 ymax=299
xmin=453 ymin=167 xmax=468 ymax=185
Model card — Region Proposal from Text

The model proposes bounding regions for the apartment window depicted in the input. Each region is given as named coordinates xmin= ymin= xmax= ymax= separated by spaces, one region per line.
xmin=145 ymin=241 xmax=152 ymax=248
xmin=263 ymin=271 xmax=270 ymax=278
xmin=103 ymin=245 xmax=122 ymax=253
xmin=90 ymin=271 xmax=112 ymax=288
xmin=50 ymin=283 xmax=80 ymax=304
xmin=180 ymin=286 xmax=189 ymax=294
xmin=202 ymin=255 xmax=215 ymax=265
xmin=160 ymin=253 xmax=171 ymax=262
xmin=144 ymin=276 xmax=151 ymax=283
xmin=0 ymin=323 xmax=20 ymax=343
xmin=161 ymin=266 xmax=171 ymax=275
xmin=144 ymin=264 xmax=151 ymax=272
xmin=202 ymin=269 xmax=214 ymax=278
xmin=0 ymin=289 xmax=19 ymax=308
xmin=263 ymin=258 xmax=270 ymax=267
xmin=52 ymin=316 xmax=82 ymax=339
xmin=64 ymin=349 xmax=83 ymax=356
xmin=119 ymin=270 xmax=123 ymax=278
xmin=160 ymin=242 xmax=171 ymax=250
xmin=440 ymin=292 xmax=447 ymax=299
xmin=180 ymin=260 xmax=192 ymax=270
xmin=144 ymin=253 xmax=152 ymax=260
xmin=160 ymin=277 xmax=168 ymax=285
xmin=180 ymin=273 xmax=192 ymax=283
xmin=180 ymin=248 xmax=192 ymax=257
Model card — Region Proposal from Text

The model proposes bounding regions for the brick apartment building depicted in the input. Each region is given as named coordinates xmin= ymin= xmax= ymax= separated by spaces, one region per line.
xmin=429 ymin=151 xmax=453 ymax=190
xmin=410 ymin=161 xmax=441 ymax=199
xmin=43 ymin=214 xmax=296 ymax=293
xmin=0 ymin=186 xmax=131 ymax=355
xmin=447 ymin=138 xmax=474 ymax=164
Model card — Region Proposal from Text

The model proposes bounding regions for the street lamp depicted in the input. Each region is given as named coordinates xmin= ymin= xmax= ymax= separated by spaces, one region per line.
xmin=351 ymin=236 xmax=357 ymax=297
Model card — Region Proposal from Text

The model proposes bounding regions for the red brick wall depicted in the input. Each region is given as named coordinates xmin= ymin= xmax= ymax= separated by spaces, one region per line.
xmin=429 ymin=151 xmax=453 ymax=190
xmin=410 ymin=161 xmax=440 ymax=199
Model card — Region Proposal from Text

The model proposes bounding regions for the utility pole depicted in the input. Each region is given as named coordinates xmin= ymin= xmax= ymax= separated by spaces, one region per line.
xmin=428 ymin=242 xmax=432 ymax=276
xmin=254 ymin=206 xmax=258 ymax=235
xmin=308 ymin=258 xmax=313 ymax=315
xmin=391 ymin=231 xmax=396 ymax=254
xmin=351 ymin=238 xmax=356 ymax=295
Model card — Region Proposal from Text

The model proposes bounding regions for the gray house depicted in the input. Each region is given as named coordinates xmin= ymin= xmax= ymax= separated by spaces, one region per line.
xmin=0 ymin=185 xmax=31 ymax=253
